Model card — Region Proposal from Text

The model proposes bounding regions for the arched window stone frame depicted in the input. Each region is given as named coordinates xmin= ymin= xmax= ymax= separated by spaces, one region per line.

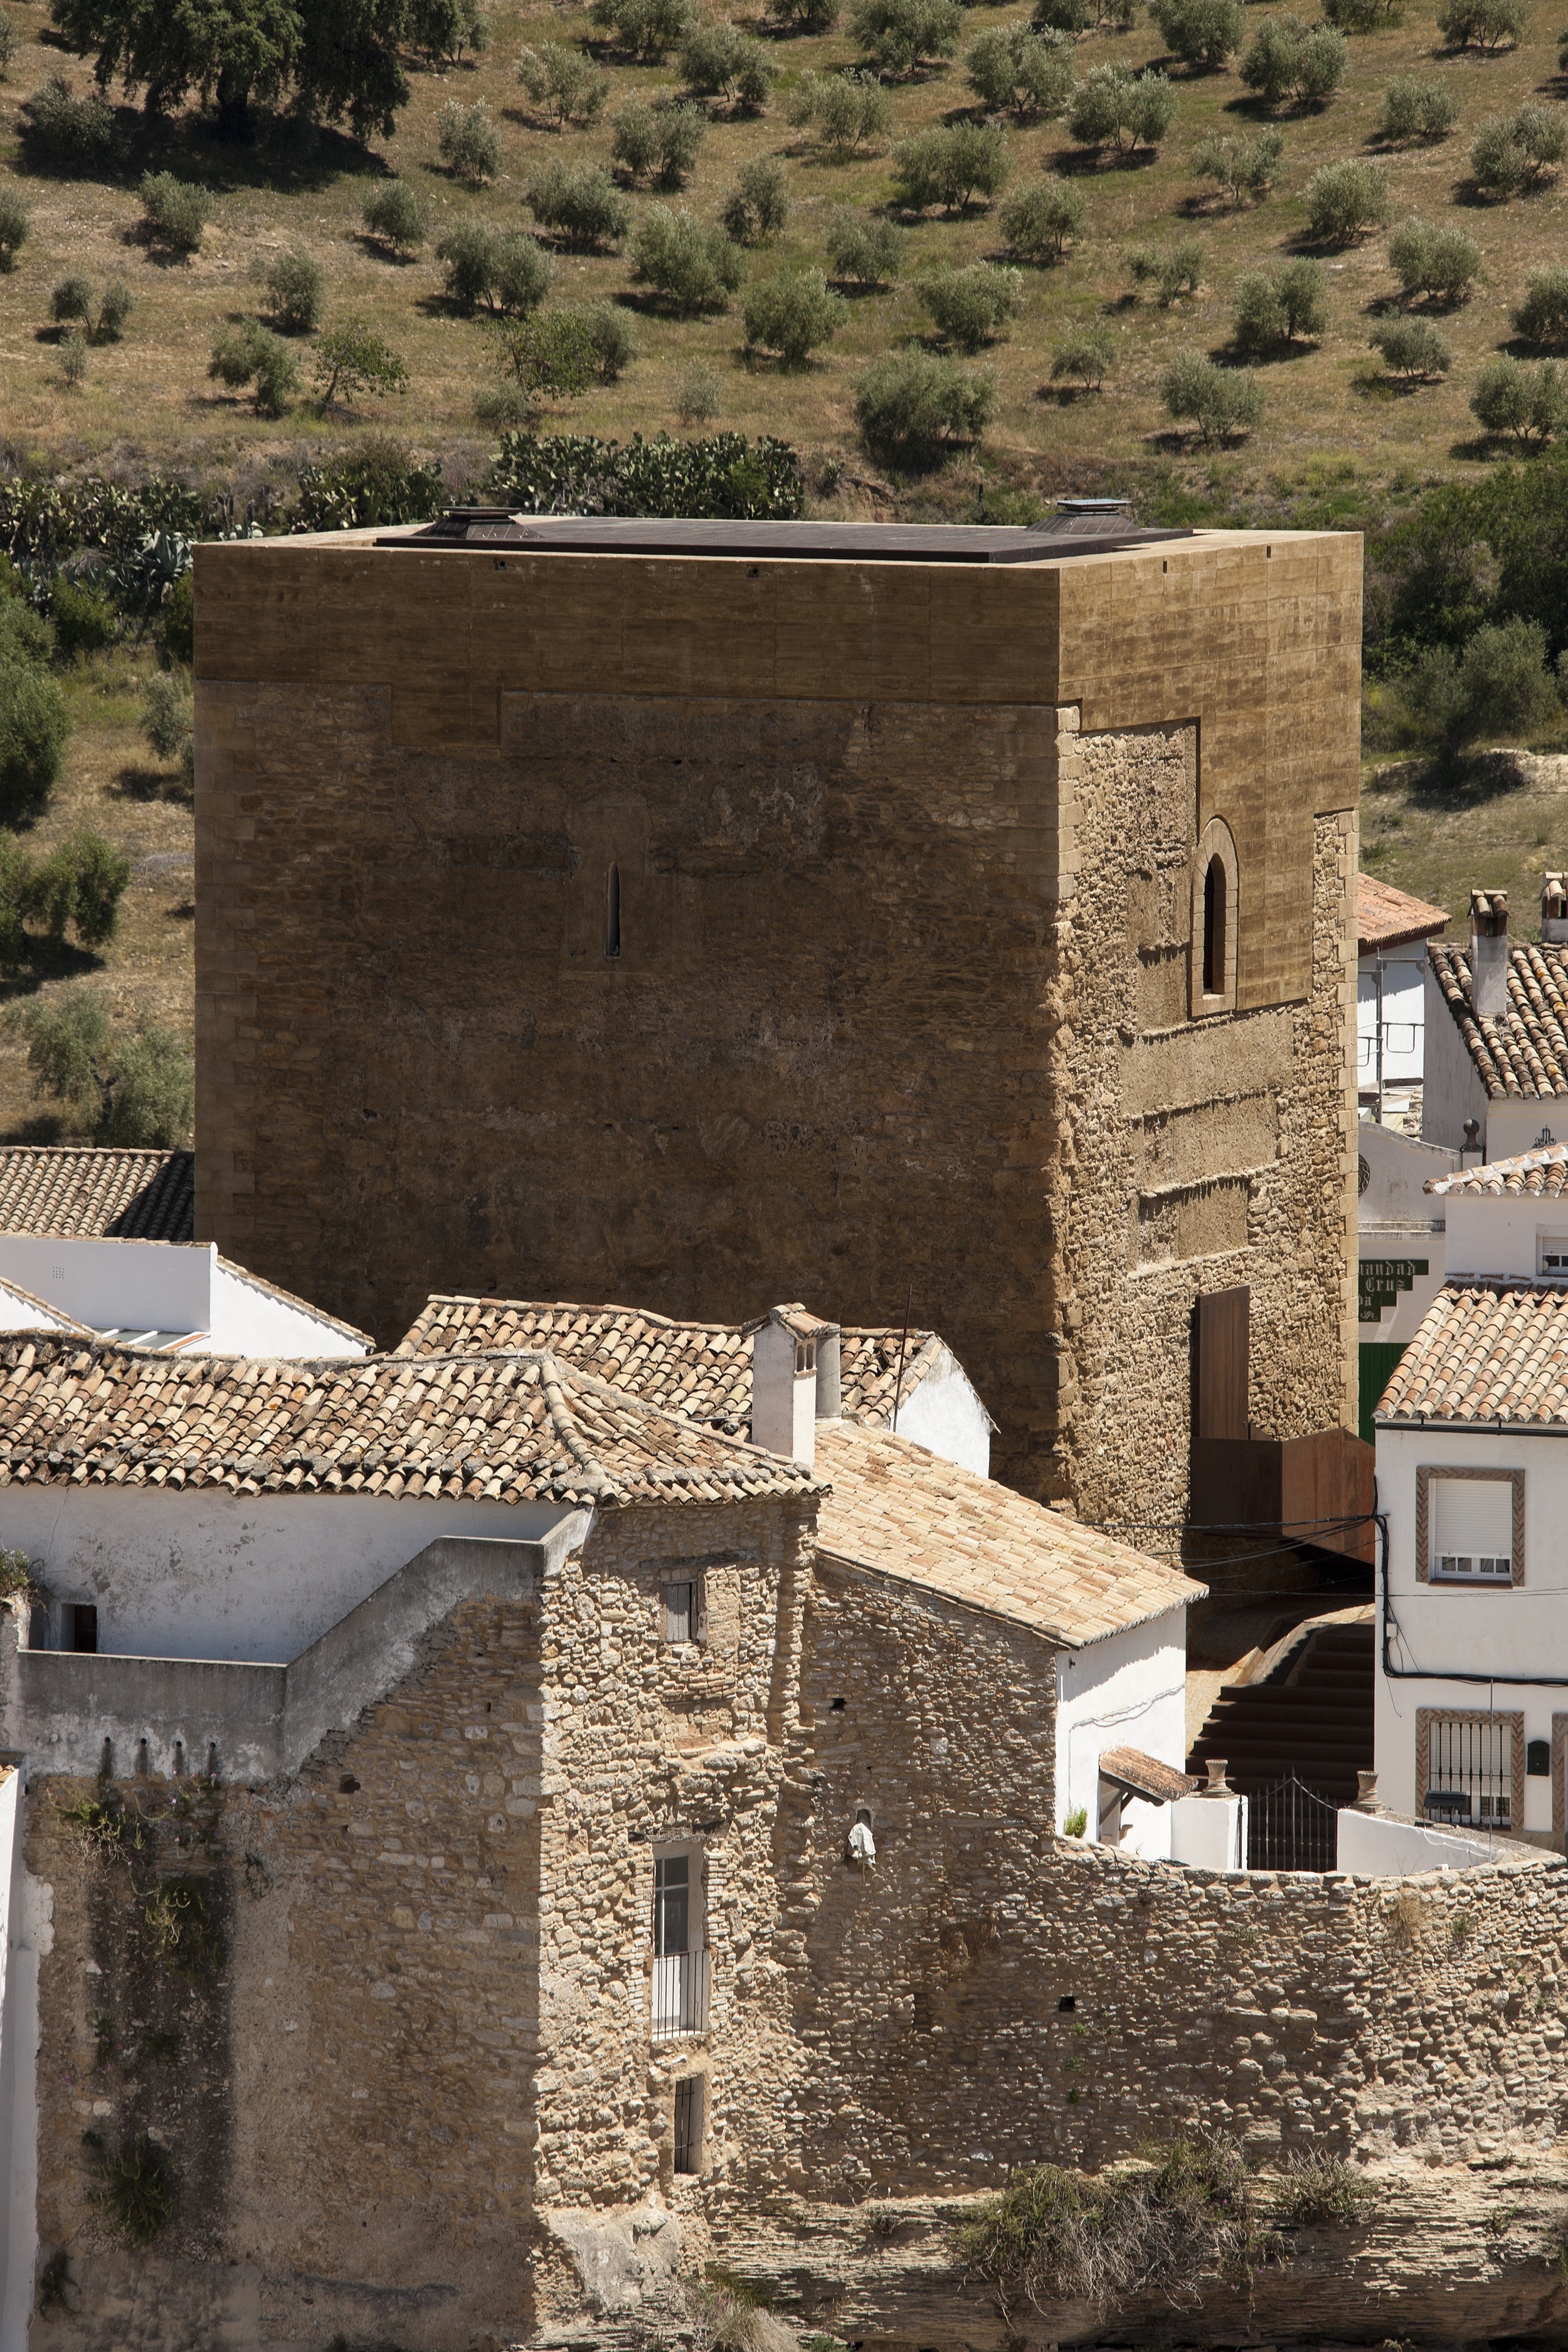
xmin=1190 ymin=815 xmax=1239 ymax=1018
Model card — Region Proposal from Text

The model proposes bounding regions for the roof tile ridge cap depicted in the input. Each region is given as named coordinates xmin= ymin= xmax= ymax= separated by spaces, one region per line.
xmin=536 ymin=1349 xmax=617 ymax=1498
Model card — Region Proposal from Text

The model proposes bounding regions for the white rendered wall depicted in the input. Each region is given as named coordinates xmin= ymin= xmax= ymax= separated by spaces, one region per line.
xmin=0 ymin=1236 xmax=213 ymax=1335
xmin=1358 ymin=954 xmax=1428 ymax=1088
xmin=208 ymin=1261 xmax=368 ymax=1356
xmin=1170 ymin=1792 xmax=1246 ymax=1870
xmin=892 ymin=1352 xmax=992 ymax=1476
xmin=0 ymin=1488 xmax=568 ymax=1663
xmin=1374 ymin=1421 xmax=1568 ymax=1836
xmin=1483 ymin=1100 xmax=1568 ymax=1163
xmin=1055 ymin=1608 xmax=1188 ymax=1858
xmin=1335 ymin=1808 xmax=1513 ymax=1877
xmin=1444 ymin=1195 xmax=1568 ymax=1283
xmin=1421 ymin=963 xmax=1492 ymax=1152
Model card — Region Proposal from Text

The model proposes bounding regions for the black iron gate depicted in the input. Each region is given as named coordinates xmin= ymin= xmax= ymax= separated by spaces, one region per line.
xmin=1246 ymin=1773 xmax=1339 ymax=1872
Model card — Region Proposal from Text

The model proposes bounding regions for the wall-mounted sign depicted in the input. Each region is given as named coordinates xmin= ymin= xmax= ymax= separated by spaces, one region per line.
xmin=1359 ymin=1258 xmax=1429 ymax=1325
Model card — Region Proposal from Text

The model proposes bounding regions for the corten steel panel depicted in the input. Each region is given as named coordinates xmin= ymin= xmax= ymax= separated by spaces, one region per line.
xmin=1196 ymin=1286 xmax=1250 ymax=1441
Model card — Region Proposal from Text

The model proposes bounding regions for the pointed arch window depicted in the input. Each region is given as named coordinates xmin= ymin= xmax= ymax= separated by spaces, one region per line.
xmin=1190 ymin=817 xmax=1239 ymax=1016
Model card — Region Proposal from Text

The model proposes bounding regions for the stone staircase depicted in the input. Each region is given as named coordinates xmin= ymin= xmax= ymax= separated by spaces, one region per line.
xmin=1184 ymin=1619 xmax=1374 ymax=1806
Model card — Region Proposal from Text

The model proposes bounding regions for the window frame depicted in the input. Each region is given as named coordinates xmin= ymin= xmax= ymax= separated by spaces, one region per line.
xmin=1416 ymin=1707 xmax=1525 ymax=1835
xmin=660 ymin=1573 xmax=706 ymax=1648
xmin=1538 ymin=1233 xmax=1568 ymax=1279
xmin=1189 ymin=815 xmax=1239 ymax=1019
xmin=1414 ymin=1464 xmax=1525 ymax=1587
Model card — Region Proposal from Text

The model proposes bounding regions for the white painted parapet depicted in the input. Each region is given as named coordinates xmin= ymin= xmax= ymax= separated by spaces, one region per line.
xmin=1336 ymin=1806 xmax=1539 ymax=1877
xmin=1170 ymin=1790 xmax=1247 ymax=1869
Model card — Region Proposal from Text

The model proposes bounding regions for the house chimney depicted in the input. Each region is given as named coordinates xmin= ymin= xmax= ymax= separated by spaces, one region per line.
xmin=751 ymin=1306 xmax=836 ymax=1468
xmin=1470 ymin=889 xmax=1510 ymax=1023
xmin=1544 ymin=872 xmax=1568 ymax=945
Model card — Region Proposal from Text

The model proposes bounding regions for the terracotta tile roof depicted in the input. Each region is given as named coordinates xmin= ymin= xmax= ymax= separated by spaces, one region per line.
xmin=1375 ymin=1281 xmax=1568 ymax=1428
xmin=1357 ymin=876 xmax=1449 ymax=955
xmin=0 ymin=1149 xmax=194 ymax=1240
xmin=1429 ymin=941 xmax=1568 ymax=1100
xmin=813 ymin=1421 xmax=1202 ymax=1649
xmin=1098 ymin=1745 xmax=1199 ymax=1804
xmin=0 ymin=1337 xmax=820 ymax=1508
xmin=1426 ymin=1142 xmax=1568 ymax=1200
xmin=396 ymin=1296 xmax=969 ymax=1434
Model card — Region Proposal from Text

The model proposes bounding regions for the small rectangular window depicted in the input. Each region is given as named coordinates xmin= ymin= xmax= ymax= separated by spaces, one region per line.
xmin=654 ymin=1853 xmax=690 ymax=1957
xmin=71 ymin=1604 xmax=98 ymax=1654
xmin=1540 ymin=1235 xmax=1568 ymax=1277
xmin=1431 ymin=1478 xmax=1512 ymax=1582
xmin=673 ymin=2075 xmax=702 ymax=2174
xmin=663 ymin=1582 xmax=694 ymax=1643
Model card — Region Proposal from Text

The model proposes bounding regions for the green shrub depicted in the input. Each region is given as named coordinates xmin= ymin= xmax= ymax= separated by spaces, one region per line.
xmin=88 ymin=2139 xmax=174 ymax=2251
xmin=138 ymin=172 xmax=211 ymax=256
xmin=1471 ymin=105 xmax=1566 ymax=195
xmin=631 ymin=204 xmax=746 ymax=312
xmin=477 ymin=307 xmax=601 ymax=423
xmin=1397 ymin=616 xmax=1562 ymax=751
xmin=1274 ymin=2153 xmax=1373 ymax=2230
xmin=1471 ymin=354 xmax=1567 ymax=442
xmin=965 ymin=24 xmax=1076 ymax=115
xmin=676 ymin=362 xmax=723 ymax=423
xmin=1437 ymin=0 xmax=1525 ymax=45
xmin=1239 ymin=13 xmax=1347 ymax=105
xmin=1152 ymin=0 xmax=1244 ymax=69
xmin=891 ymin=122 xmax=1012 ymax=211
xmin=517 ymin=41 xmax=610 ymax=125
xmin=11 ymin=986 xmax=191 ymax=1138
xmin=0 ymin=186 xmax=28 ymax=270
xmin=363 ymin=181 xmax=430 ymax=254
xmin=1387 ymin=216 xmax=1481 ymax=302
xmin=678 ymin=18 xmax=776 ymax=105
xmin=1032 ymin=0 xmax=1088 ymax=24
xmin=590 ymin=0 xmax=693 ymax=56
xmin=1067 ymin=65 xmax=1175 ymax=153
xmin=574 ymin=299 xmax=639 ymax=380
xmin=854 ymin=349 xmax=997 ymax=460
xmin=21 ymin=77 xmax=120 ymax=172
xmin=1378 ymin=73 xmax=1459 ymax=142
xmin=1303 ymin=157 xmax=1391 ymax=243
xmin=954 ymin=2134 xmax=1285 ymax=2319
xmin=612 ymin=97 xmax=708 ymax=185
xmin=49 ymin=576 xmax=117 ymax=655
xmin=313 ymin=317 xmax=409 ymax=408
xmin=998 ymin=178 xmax=1086 ymax=259
xmin=1049 ymin=325 xmax=1115 ymax=388
xmin=787 ymin=70 xmax=893 ymax=152
xmin=1160 ymin=351 xmax=1264 ymax=443
xmin=1232 ymin=256 xmax=1327 ymax=347
xmin=1 ymin=831 xmax=131 ymax=962
xmin=487 ymin=428 xmax=805 ymax=516
xmin=528 ymin=159 xmax=631 ymax=248
xmin=0 ymin=649 xmax=69 ymax=822
xmin=437 ymin=99 xmax=501 ymax=182
xmin=59 ymin=325 xmax=88 ymax=388
xmin=721 ymin=156 xmax=790 ymax=242
xmin=1062 ymin=1804 xmax=1088 ymax=1835
xmin=1513 ymin=267 xmax=1568 ymax=345
xmin=262 ymin=246 xmax=324 ymax=334
xmin=161 ymin=572 xmax=194 ymax=663
xmin=208 ymin=321 xmax=299 ymax=415
xmin=825 ymin=208 xmax=904 ymax=284
xmin=1190 ymin=127 xmax=1283 ymax=204
xmin=916 ymin=261 xmax=1024 ymax=347
xmin=292 ymin=440 xmax=446 ymax=531
xmin=773 ymin=0 xmax=839 ymax=26
xmin=437 ymin=221 xmax=554 ymax=313
xmin=0 ymin=13 xmax=17 ymax=73
xmin=849 ymin=0 xmax=965 ymax=74
xmin=743 ymin=267 xmax=845 ymax=364
xmin=1127 ymin=232 xmax=1204 ymax=302
xmin=51 ymin=275 xmax=93 ymax=326
xmin=143 ymin=669 xmax=194 ymax=790
xmin=97 ymin=278 xmax=132 ymax=339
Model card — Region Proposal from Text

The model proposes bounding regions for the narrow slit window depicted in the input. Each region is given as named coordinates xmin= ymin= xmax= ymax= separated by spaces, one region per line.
xmin=1202 ymin=855 xmax=1226 ymax=997
xmin=674 ymin=2075 xmax=702 ymax=2173
xmin=605 ymin=863 xmax=621 ymax=960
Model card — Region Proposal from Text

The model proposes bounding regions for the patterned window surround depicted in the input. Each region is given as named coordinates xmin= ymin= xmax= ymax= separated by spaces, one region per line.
xmin=1414 ymin=1465 xmax=1525 ymax=1586
xmin=1416 ymin=1707 xmax=1525 ymax=1835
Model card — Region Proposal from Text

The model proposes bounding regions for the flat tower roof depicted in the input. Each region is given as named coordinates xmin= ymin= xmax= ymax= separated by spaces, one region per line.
xmin=379 ymin=509 xmax=1195 ymax=564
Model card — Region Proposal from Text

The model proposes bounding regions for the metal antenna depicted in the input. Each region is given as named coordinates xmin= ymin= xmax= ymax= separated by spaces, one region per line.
xmin=891 ymin=1284 xmax=912 ymax=1436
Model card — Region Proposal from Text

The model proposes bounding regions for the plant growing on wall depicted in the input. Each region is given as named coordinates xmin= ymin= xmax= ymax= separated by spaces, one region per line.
xmin=87 ymin=2137 xmax=174 ymax=2249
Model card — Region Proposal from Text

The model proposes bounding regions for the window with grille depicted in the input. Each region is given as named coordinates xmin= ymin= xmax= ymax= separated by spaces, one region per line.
xmin=674 ymin=2075 xmax=702 ymax=2174
xmin=1430 ymin=1476 xmax=1512 ymax=1582
xmin=1426 ymin=1717 xmax=1512 ymax=1826
xmin=654 ymin=1853 xmax=690 ymax=1956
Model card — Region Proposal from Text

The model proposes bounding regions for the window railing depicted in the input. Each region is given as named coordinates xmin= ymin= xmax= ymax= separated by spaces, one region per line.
xmin=651 ymin=1948 xmax=710 ymax=2043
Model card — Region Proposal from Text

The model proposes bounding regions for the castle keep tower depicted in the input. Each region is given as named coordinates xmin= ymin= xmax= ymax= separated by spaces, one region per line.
xmin=194 ymin=513 xmax=1362 ymax=1513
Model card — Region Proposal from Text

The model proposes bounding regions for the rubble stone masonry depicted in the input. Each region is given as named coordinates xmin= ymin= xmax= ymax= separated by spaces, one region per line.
xmin=193 ymin=529 xmax=1362 ymax=1512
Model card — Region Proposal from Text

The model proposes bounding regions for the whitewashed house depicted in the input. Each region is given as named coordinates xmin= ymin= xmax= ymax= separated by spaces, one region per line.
xmin=1356 ymin=1120 xmax=1456 ymax=1443
xmin=1373 ymin=1228 xmax=1568 ymax=1850
xmin=0 ymin=1146 xmax=368 ymax=1357
xmin=1357 ymin=874 xmax=1448 ymax=1120
xmin=1423 ymin=886 xmax=1568 ymax=1161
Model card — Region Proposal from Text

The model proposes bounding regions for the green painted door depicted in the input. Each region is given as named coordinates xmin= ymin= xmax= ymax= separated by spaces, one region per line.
xmin=1359 ymin=1342 xmax=1406 ymax=1448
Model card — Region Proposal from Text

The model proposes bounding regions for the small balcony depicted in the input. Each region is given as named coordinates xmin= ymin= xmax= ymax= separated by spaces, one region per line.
xmin=651 ymin=1948 xmax=710 ymax=2043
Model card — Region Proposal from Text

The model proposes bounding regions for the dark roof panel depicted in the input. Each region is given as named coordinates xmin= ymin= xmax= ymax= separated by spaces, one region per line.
xmin=381 ymin=511 xmax=1194 ymax=564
